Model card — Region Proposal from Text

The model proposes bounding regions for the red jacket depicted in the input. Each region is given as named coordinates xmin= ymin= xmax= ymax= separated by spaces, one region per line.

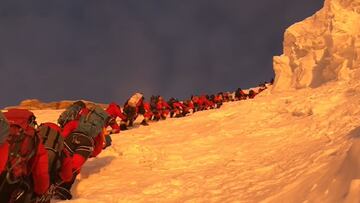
xmin=204 ymin=100 xmax=215 ymax=109
xmin=71 ymin=131 xmax=104 ymax=172
xmin=157 ymin=100 xmax=170 ymax=117
xmin=198 ymin=96 xmax=207 ymax=107
xmin=156 ymin=100 xmax=170 ymax=111
xmin=143 ymin=102 xmax=153 ymax=119
xmin=31 ymin=143 xmax=50 ymax=195
xmin=41 ymin=122 xmax=73 ymax=183
xmin=59 ymin=150 xmax=73 ymax=182
xmin=106 ymin=103 xmax=126 ymax=133
xmin=173 ymin=102 xmax=186 ymax=110
xmin=61 ymin=120 xmax=78 ymax=139
xmin=193 ymin=96 xmax=206 ymax=110
xmin=214 ymin=95 xmax=223 ymax=103
xmin=0 ymin=142 xmax=9 ymax=174
xmin=61 ymin=120 xmax=104 ymax=172
xmin=106 ymin=103 xmax=127 ymax=121
xmin=184 ymin=100 xmax=194 ymax=111
xmin=192 ymin=96 xmax=200 ymax=105
xmin=108 ymin=122 xmax=120 ymax=134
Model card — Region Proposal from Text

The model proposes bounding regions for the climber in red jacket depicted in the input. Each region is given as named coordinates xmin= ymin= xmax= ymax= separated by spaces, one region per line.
xmin=106 ymin=102 xmax=127 ymax=134
xmin=168 ymin=98 xmax=188 ymax=118
xmin=191 ymin=95 xmax=200 ymax=112
xmin=172 ymin=101 xmax=184 ymax=117
xmin=213 ymin=94 xmax=223 ymax=108
xmin=39 ymin=122 xmax=73 ymax=184
xmin=0 ymin=109 xmax=49 ymax=203
xmin=198 ymin=95 xmax=209 ymax=110
xmin=235 ymin=88 xmax=247 ymax=100
xmin=61 ymin=120 xmax=104 ymax=172
xmin=203 ymin=95 xmax=215 ymax=109
xmin=248 ymin=89 xmax=257 ymax=99
xmin=56 ymin=106 xmax=108 ymax=200
xmin=55 ymin=133 xmax=105 ymax=200
xmin=140 ymin=101 xmax=152 ymax=126
xmin=156 ymin=96 xmax=171 ymax=120
xmin=121 ymin=93 xmax=145 ymax=129
xmin=183 ymin=99 xmax=195 ymax=114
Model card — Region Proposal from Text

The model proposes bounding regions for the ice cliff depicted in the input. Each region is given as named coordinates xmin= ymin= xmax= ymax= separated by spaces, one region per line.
xmin=273 ymin=0 xmax=360 ymax=90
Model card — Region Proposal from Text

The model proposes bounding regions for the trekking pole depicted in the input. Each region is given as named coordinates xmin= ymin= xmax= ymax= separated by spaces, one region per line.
xmin=53 ymin=167 xmax=82 ymax=188
xmin=0 ymin=172 xmax=8 ymax=192
xmin=12 ymin=180 xmax=30 ymax=202
xmin=35 ymin=183 xmax=58 ymax=203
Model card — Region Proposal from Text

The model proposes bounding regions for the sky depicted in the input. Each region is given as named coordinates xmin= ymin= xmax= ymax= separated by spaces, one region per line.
xmin=0 ymin=0 xmax=324 ymax=108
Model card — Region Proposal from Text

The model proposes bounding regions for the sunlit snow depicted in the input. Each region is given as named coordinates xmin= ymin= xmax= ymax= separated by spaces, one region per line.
xmin=32 ymin=79 xmax=360 ymax=202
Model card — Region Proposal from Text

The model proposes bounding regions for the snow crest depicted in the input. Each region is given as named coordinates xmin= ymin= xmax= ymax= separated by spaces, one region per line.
xmin=273 ymin=0 xmax=360 ymax=91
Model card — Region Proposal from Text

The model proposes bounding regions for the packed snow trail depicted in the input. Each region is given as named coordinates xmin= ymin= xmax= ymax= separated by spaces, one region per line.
xmin=32 ymin=81 xmax=360 ymax=203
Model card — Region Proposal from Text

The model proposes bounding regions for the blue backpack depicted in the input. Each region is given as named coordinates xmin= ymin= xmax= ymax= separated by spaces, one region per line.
xmin=75 ymin=106 xmax=110 ymax=138
xmin=57 ymin=101 xmax=85 ymax=127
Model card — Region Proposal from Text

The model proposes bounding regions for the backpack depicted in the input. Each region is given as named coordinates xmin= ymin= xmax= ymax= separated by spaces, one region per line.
xmin=127 ymin=93 xmax=143 ymax=108
xmin=37 ymin=123 xmax=63 ymax=183
xmin=75 ymin=105 xmax=110 ymax=138
xmin=57 ymin=101 xmax=85 ymax=127
xmin=150 ymin=96 xmax=159 ymax=112
xmin=0 ymin=112 xmax=9 ymax=144
xmin=3 ymin=109 xmax=39 ymax=184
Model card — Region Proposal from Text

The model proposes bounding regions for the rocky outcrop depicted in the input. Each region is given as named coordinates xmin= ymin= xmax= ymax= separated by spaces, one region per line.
xmin=273 ymin=0 xmax=360 ymax=90
xmin=5 ymin=99 xmax=107 ymax=110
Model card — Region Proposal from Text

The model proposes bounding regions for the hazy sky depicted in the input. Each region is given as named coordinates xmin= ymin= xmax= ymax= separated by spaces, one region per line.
xmin=0 ymin=0 xmax=324 ymax=107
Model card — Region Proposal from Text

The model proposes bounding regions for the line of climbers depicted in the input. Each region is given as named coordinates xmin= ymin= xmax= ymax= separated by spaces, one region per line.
xmin=0 ymin=82 xmax=271 ymax=203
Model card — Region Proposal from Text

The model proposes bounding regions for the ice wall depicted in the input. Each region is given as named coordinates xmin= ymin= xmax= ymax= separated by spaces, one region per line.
xmin=273 ymin=0 xmax=360 ymax=90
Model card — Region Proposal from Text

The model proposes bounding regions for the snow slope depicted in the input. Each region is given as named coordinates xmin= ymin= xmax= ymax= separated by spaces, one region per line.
xmin=33 ymin=79 xmax=360 ymax=203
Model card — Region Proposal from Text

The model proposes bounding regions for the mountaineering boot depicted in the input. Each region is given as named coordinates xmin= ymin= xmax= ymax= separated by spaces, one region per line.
xmin=140 ymin=119 xmax=149 ymax=126
xmin=53 ymin=174 xmax=76 ymax=200
xmin=120 ymin=123 xmax=128 ymax=130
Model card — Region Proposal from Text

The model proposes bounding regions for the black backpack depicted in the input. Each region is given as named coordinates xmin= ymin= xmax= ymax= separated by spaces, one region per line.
xmin=57 ymin=101 xmax=85 ymax=128
xmin=0 ymin=112 xmax=9 ymax=144
xmin=37 ymin=123 xmax=64 ymax=183
xmin=76 ymin=105 xmax=110 ymax=138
